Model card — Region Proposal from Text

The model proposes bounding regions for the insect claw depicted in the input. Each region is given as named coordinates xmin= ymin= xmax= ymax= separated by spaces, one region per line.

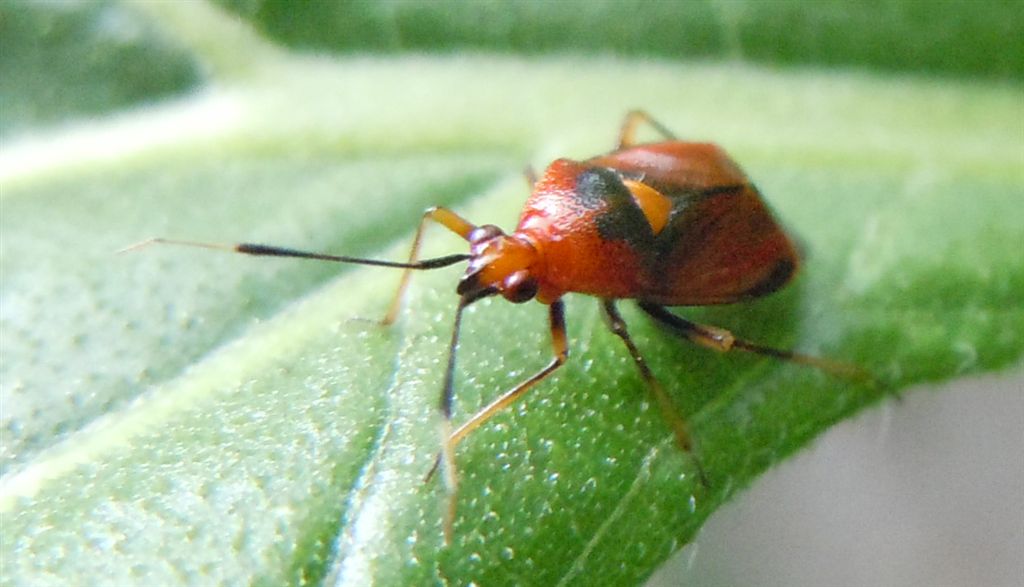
xmin=693 ymin=456 xmax=710 ymax=489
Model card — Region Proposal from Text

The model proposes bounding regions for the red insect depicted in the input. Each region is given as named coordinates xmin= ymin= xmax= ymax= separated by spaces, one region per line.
xmin=132 ymin=111 xmax=855 ymax=541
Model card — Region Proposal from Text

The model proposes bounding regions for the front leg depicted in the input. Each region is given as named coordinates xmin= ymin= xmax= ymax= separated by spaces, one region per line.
xmin=382 ymin=206 xmax=478 ymax=325
xmin=430 ymin=299 xmax=569 ymax=543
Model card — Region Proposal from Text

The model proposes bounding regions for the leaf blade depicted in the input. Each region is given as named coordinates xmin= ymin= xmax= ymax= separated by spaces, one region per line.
xmin=2 ymin=45 xmax=1022 ymax=587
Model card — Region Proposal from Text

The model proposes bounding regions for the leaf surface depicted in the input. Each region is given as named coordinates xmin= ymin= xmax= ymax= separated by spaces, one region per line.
xmin=2 ymin=2 xmax=1022 ymax=586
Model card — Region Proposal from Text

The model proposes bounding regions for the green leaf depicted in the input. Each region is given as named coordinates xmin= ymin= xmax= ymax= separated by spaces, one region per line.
xmin=0 ymin=0 xmax=202 ymax=135
xmin=2 ymin=2 xmax=1022 ymax=586
xmin=215 ymin=0 xmax=1024 ymax=80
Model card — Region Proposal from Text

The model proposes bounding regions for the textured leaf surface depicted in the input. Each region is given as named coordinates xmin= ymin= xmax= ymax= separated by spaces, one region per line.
xmin=2 ymin=2 xmax=1022 ymax=586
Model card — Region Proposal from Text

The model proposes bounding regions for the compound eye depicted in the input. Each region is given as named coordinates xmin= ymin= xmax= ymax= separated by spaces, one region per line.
xmin=502 ymin=270 xmax=538 ymax=303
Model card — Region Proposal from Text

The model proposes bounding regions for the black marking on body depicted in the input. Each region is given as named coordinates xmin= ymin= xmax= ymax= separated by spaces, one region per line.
xmin=574 ymin=167 xmax=752 ymax=261
xmin=575 ymin=167 xmax=655 ymax=245
xmin=652 ymin=183 xmax=752 ymax=257
xmin=740 ymin=258 xmax=796 ymax=298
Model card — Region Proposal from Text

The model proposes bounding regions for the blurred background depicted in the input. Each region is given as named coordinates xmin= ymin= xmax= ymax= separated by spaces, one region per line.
xmin=651 ymin=374 xmax=1023 ymax=587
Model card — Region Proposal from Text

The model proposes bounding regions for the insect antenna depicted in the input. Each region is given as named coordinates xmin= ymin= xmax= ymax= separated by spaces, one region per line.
xmin=118 ymin=237 xmax=470 ymax=270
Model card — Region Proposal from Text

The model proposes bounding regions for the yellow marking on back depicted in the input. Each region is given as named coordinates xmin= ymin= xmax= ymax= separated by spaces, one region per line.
xmin=623 ymin=179 xmax=671 ymax=235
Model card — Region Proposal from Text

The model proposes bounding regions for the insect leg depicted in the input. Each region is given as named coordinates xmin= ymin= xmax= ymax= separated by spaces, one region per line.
xmin=600 ymin=300 xmax=707 ymax=484
xmin=523 ymin=165 xmax=539 ymax=187
xmin=451 ymin=299 xmax=567 ymax=447
xmin=434 ymin=299 xmax=568 ymax=465
xmin=637 ymin=302 xmax=868 ymax=380
xmin=618 ymin=110 xmax=679 ymax=149
xmin=382 ymin=206 xmax=478 ymax=325
xmin=429 ymin=300 xmax=568 ymax=539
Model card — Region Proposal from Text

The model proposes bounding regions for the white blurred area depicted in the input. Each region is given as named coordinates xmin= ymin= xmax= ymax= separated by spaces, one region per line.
xmin=649 ymin=372 xmax=1024 ymax=587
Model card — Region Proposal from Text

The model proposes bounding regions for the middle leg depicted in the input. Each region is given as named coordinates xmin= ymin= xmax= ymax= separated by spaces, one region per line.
xmin=600 ymin=299 xmax=706 ymax=483
xmin=618 ymin=110 xmax=680 ymax=149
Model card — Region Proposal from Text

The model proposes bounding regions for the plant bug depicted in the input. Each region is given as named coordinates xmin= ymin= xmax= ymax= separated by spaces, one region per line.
xmin=127 ymin=111 xmax=860 ymax=542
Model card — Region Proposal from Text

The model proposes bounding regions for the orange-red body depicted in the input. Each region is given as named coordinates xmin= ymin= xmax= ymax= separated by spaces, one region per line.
xmin=140 ymin=111 xmax=859 ymax=543
xmin=464 ymin=142 xmax=799 ymax=307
